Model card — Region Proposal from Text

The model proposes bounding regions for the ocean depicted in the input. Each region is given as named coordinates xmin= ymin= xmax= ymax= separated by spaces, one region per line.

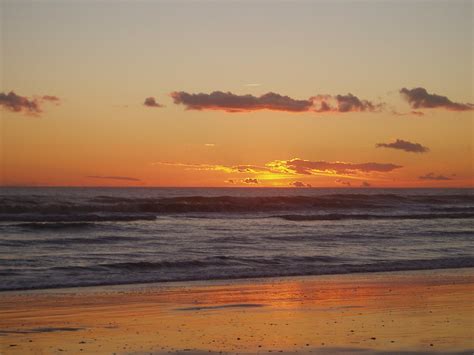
xmin=0 ymin=187 xmax=473 ymax=291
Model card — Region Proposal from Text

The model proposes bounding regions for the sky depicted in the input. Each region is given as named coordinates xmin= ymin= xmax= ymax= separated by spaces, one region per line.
xmin=1 ymin=0 xmax=473 ymax=187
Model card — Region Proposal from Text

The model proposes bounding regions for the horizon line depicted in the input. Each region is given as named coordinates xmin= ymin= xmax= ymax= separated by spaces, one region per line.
xmin=0 ymin=185 xmax=472 ymax=189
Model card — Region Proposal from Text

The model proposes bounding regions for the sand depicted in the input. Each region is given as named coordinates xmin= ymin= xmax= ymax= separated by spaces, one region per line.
xmin=0 ymin=268 xmax=473 ymax=354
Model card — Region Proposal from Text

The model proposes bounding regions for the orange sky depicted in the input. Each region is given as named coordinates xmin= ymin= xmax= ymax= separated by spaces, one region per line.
xmin=1 ymin=1 xmax=473 ymax=188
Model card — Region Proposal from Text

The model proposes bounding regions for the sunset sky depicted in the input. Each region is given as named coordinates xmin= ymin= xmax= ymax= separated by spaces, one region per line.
xmin=1 ymin=0 xmax=473 ymax=187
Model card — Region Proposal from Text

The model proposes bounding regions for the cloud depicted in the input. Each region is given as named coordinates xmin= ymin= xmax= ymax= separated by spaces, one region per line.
xmin=144 ymin=97 xmax=163 ymax=108
xmin=204 ymin=143 xmax=216 ymax=147
xmin=42 ymin=95 xmax=60 ymax=103
xmin=392 ymin=110 xmax=425 ymax=117
xmin=155 ymin=158 xmax=402 ymax=179
xmin=312 ymin=93 xmax=383 ymax=113
xmin=290 ymin=181 xmax=312 ymax=188
xmin=336 ymin=179 xmax=352 ymax=187
xmin=418 ymin=172 xmax=452 ymax=181
xmin=232 ymin=165 xmax=274 ymax=173
xmin=376 ymin=139 xmax=429 ymax=153
xmin=144 ymin=88 xmax=474 ymax=115
xmin=170 ymin=91 xmax=382 ymax=114
xmin=171 ymin=91 xmax=313 ymax=113
xmin=226 ymin=179 xmax=235 ymax=184
xmin=86 ymin=175 xmax=141 ymax=182
xmin=152 ymin=162 xmax=273 ymax=174
xmin=242 ymin=178 xmax=259 ymax=184
xmin=270 ymin=158 xmax=402 ymax=175
xmin=0 ymin=91 xmax=46 ymax=115
xmin=0 ymin=91 xmax=61 ymax=116
xmin=400 ymin=87 xmax=473 ymax=111
xmin=336 ymin=94 xmax=380 ymax=112
xmin=361 ymin=181 xmax=371 ymax=187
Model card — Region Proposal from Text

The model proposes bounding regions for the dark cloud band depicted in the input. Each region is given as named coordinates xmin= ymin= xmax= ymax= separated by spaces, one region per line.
xmin=171 ymin=91 xmax=312 ymax=112
xmin=278 ymin=158 xmax=402 ymax=175
xmin=86 ymin=175 xmax=141 ymax=182
xmin=376 ymin=139 xmax=429 ymax=153
xmin=418 ymin=173 xmax=452 ymax=181
xmin=170 ymin=91 xmax=381 ymax=113
xmin=400 ymin=87 xmax=473 ymax=111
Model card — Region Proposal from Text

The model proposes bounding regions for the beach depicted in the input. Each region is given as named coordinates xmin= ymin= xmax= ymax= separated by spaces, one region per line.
xmin=2 ymin=0 xmax=474 ymax=352
xmin=1 ymin=189 xmax=473 ymax=354
xmin=1 ymin=268 xmax=473 ymax=354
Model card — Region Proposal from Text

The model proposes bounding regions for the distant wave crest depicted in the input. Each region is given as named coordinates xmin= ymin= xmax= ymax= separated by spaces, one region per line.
xmin=276 ymin=212 xmax=474 ymax=221
xmin=1 ymin=193 xmax=473 ymax=221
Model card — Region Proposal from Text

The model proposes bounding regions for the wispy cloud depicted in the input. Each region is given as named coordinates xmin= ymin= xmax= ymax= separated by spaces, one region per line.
xmin=376 ymin=139 xmax=429 ymax=153
xmin=392 ymin=110 xmax=425 ymax=117
xmin=242 ymin=178 xmax=259 ymax=184
xmin=418 ymin=172 xmax=452 ymax=181
xmin=86 ymin=175 xmax=141 ymax=182
xmin=289 ymin=181 xmax=312 ymax=188
xmin=335 ymin=179 xmax=352 ymax=187
xmin=143 ymin=97 xmax=163 ymax=108
xmin=400 ymin=87 xmax=473 ymax=112
xmin=268 ymin=158 xmax=402 ymax=175
xmin=154 ymin=158 xmax=402 ymax=181
xmin=42 ymin=95 xmax=61 ymax=103
xmin=335 ymin=180 xmax=374 ymax=187
xmin=0 ymin=91 xmax=60 ymax=116
xmin=152 ymin=161 xmax=273 ymax=174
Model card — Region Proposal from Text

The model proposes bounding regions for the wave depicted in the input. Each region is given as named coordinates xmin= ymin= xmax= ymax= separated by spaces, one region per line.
xmin=1 ymin=193 xmax=473 ymax=218
xmin=2 ymin=256 xmax=473 ymax=291
xmin=276 ymin=212 xmax=474 ymax=221
xmin=0 ymin=235 xmax=137 ymax=247
xmin=0 ymin=214 xmax=156 ymax=222
xmin=13 ymin=222 xmax=97 ymax=230
xmin=52 ymin=257 xmax=238 ymax=272
xmin=51 ymin=255 xmax=471 ymax=273
xmin=431 ymin=207 xmax=474 ymax=213
xmin=49 ymin=255 xmax=343 ymax=272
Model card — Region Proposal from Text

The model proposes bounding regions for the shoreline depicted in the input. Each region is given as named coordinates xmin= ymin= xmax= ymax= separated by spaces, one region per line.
xmin=0 ymin=265 xmax=473 ymax=295
xmin=1 ymin=268 xmax=473 ymax=354
xmin=2 ymin=186 xmax=474 ymax=189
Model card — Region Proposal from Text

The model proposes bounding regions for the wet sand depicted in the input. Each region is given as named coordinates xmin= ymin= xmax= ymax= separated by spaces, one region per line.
xmin=0 ymin=268 xmax=473 ymax=354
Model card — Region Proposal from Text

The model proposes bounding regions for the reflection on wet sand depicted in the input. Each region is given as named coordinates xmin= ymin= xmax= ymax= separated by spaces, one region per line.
xmin=0 ymin=269 xmax=473 ymax=354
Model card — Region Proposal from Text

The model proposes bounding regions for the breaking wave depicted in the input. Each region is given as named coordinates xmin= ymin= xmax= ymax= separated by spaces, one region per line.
xmin=2 ymin=256 xmax=473 ymax=291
